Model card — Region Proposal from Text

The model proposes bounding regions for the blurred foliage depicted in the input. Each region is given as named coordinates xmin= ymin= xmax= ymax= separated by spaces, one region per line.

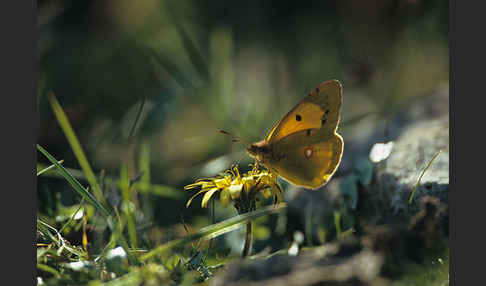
xmin=37 ymin=0 xmax=448 ymax=284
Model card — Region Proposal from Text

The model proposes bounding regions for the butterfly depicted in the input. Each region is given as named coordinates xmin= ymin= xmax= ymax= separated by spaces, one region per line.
xmin=246 ymin=79 xmax=343 ymax=189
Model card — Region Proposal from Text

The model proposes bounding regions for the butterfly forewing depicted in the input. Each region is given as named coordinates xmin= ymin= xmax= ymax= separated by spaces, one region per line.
xmin=265 ymin=80 xmax=342 ymax=144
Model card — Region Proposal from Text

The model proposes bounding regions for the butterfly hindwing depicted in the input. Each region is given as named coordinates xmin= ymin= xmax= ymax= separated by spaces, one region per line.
xmin=268 ymin=129 xmax=343 ymax=189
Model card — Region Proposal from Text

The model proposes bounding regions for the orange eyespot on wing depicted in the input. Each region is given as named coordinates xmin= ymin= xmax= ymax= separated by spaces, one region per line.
xmin=265 ymin=80 xmax=342 ymax=143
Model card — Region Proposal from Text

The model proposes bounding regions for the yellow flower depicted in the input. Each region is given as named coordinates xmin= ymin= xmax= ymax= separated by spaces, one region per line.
xmin=184 ymin=165 xmax=282 ymax=211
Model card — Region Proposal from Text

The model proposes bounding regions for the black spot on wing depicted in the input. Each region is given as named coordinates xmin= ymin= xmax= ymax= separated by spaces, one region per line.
xmin=296 ymin=114 xmax=302 ymax=121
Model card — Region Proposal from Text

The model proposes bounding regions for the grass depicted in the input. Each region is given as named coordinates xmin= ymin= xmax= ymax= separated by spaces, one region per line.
xmin=47 ymin=92 xmax=106 ymax=204
xmin=409 ymin=149 xmax=443 ymax=204
xmin=36 ymin=94 xmax=289 ymax=284
xmin=37 ymin=74 xmax=450 ymax=286
xmin=37 ymin=144 xmax=110 ymax=218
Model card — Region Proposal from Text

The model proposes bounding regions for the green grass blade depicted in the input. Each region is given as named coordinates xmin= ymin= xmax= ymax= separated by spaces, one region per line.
xmin=341 ymin=111 xmax=378 ymax=130
xmin=37 ymin=219 xmax=61 ymax=247
xmin=137 ymin=183 xmax=183 ymax=198
xmin=409 ymin=149 xmax=443 ymax=204
xmin=37 ymin=245 xmax=52 ymax=260
xmin=59 ymin=197 xmax=86 ymax=234
xmin=46 ymin=92 xmax=105 ymax=203
xmin=36 ymin=163 xmax=86 ymax=180
xmin=120 ymin=164 xmax=138 ymax=250
xmin=37 ymin=160 xmax=64 ymax=176
xmin=37 ymin=144 xmax=110 ymax=217
xmin=334 ymin=211 xmax=342 ymax=238
xmin=141 ymin=203 xmax=287 ymax=261
xmin=173 ymin=20 xmax=210 ymax=82
xmin=150 ymin=48 xmax=194 ymax=88
xmin=37 ymin=263 xmax=61 ymax=278
xmin=138 ymin=140 xmax=151 ymax=184
xmin=128 ymin=98 xmax=146 ymax=138
xmin=37 ymin=219 xmax=86 ymax=258
xmin=112 ymin=207 xmax=139 ymax=265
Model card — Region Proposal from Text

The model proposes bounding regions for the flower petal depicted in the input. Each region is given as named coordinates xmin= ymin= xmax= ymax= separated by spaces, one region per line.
xmin=229 ymin=183 xmax=243 ymax=199
xmin=184 ymin=182 xmax=204 ymax=190
xmin=186 ymin=189 xmax=207 ymax=208
xmin=214 ymin=177 xmax=231 ymax=189
xmin=242 ymin=176 xmax=255 ymax=193
xmin=201 ymin=188 xmax=220 ymax=208
xmin=220 ymin=188 xmax=230 ymax=208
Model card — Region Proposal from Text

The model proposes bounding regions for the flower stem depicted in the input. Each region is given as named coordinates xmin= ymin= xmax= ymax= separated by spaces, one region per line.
xmin=242 ymin=222 xmax=252 ymax=257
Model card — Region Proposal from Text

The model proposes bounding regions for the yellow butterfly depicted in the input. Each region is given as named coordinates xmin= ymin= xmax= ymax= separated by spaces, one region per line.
xmin=247 ymin=79 xmax=343 ymax=189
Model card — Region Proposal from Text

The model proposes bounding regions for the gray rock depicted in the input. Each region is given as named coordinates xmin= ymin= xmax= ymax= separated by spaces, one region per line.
xmin=372 ymin=116 xmax=449 ymax=217
xmin=339 ymin=88 xmax=448 ymax=176
xmin=211 ymin=237 xmax=388 ymax=286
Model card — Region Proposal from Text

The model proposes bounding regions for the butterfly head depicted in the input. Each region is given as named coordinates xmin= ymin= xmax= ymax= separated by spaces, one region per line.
xmin=246 ymin=140 xmax=270 ymax=162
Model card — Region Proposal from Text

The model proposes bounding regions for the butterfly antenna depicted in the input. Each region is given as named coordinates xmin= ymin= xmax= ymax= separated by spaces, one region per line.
xmin=219 ymin=129 xmax=250 ymax=146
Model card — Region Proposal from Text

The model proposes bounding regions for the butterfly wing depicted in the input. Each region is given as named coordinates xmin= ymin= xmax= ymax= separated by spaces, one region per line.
xmin=265 ymin=79 xmax=342 ymax=143
xmin=268 ymin=130 xmax=343 ymax=189
xmin=262 ymin=79 xmax=343 ymax=189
